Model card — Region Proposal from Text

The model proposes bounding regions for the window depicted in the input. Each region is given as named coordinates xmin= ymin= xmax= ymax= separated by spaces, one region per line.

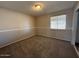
xmin=50 ymin=15 xmax=66 ymax=29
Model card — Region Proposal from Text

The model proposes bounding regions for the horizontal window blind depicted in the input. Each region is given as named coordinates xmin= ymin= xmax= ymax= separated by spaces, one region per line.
xmin=50 ymin=15 xmax=66 ymax=29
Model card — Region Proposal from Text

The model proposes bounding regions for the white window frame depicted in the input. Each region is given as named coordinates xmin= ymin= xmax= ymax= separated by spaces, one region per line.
xmin=50 ymin=14 xmax=66 ymax=30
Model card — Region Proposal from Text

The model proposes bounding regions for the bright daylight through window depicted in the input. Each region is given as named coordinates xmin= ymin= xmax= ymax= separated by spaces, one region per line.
xmin=50 ymin=15 xmax=66 ymax=29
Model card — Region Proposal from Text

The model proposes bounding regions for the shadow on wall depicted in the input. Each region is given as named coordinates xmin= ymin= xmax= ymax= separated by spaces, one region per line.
xmin=0 ymin=8 xmax=35 ymax=48
xmin=36 ymin=8 xmax=73 ymax=41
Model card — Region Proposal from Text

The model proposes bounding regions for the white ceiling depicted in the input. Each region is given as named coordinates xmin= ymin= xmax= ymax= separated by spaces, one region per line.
xmin=0 ymin=1 xmax=76 ymax=16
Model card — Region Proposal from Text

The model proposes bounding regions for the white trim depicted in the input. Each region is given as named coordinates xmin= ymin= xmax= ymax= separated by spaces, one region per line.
xmin=0 ymin=34 xmax=35 ymax=48
xmin=0 ymin=27 xmax=35 ymax=48
xmin=37 ymin=34 xmax=71 ymax=42
xmin=73 ymin=45 xmax=79 ymax=57
xmin=0 ymin=28 xmax=35 ymax=32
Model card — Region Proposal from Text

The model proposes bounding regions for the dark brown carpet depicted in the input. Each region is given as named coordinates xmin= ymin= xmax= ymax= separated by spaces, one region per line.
xmin=0 ymin=35 xmax=78 ymax=58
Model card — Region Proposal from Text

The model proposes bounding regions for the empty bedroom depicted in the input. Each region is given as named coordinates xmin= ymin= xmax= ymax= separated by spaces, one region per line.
xmin=0 ymin=1 xmax=78 ymax=58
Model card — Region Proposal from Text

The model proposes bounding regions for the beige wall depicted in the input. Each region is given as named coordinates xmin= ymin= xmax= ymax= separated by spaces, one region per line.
xmin=0 ymin=7 xmax=74 ymax=47
xmin=0 ymin=8 xmax=35 ymax=48
xmin=36 ymin=8 xmax=73 ymax=41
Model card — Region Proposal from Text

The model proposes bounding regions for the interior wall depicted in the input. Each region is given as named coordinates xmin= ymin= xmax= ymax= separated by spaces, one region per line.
xmin=36 ymin=8 xmax=73 ymax=41
xmin=71 ymin=2 xmax=79 ymax=45
xmin=0 ymin=8 xmax=35 ymax=48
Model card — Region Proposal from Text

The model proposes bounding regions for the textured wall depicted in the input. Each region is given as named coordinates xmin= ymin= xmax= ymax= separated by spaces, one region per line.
xmin=0 ymin=8 xmax=35 ymax=48
xmin=36 ymin=8 xmax=73 ymax=41
xmin=72 ymin=2 xmax=79 ymax=45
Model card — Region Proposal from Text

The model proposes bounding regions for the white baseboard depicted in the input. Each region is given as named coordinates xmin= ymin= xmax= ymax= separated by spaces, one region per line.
xmin=72 ymin=45 xmax=79 ymax=57
xmin=36 ymin=34 xmax=70 ymax=42
xmin=0 ymin=34 xmax=35 ymax=48
xmin=0 ymin=34 xmax=70 ymax=48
